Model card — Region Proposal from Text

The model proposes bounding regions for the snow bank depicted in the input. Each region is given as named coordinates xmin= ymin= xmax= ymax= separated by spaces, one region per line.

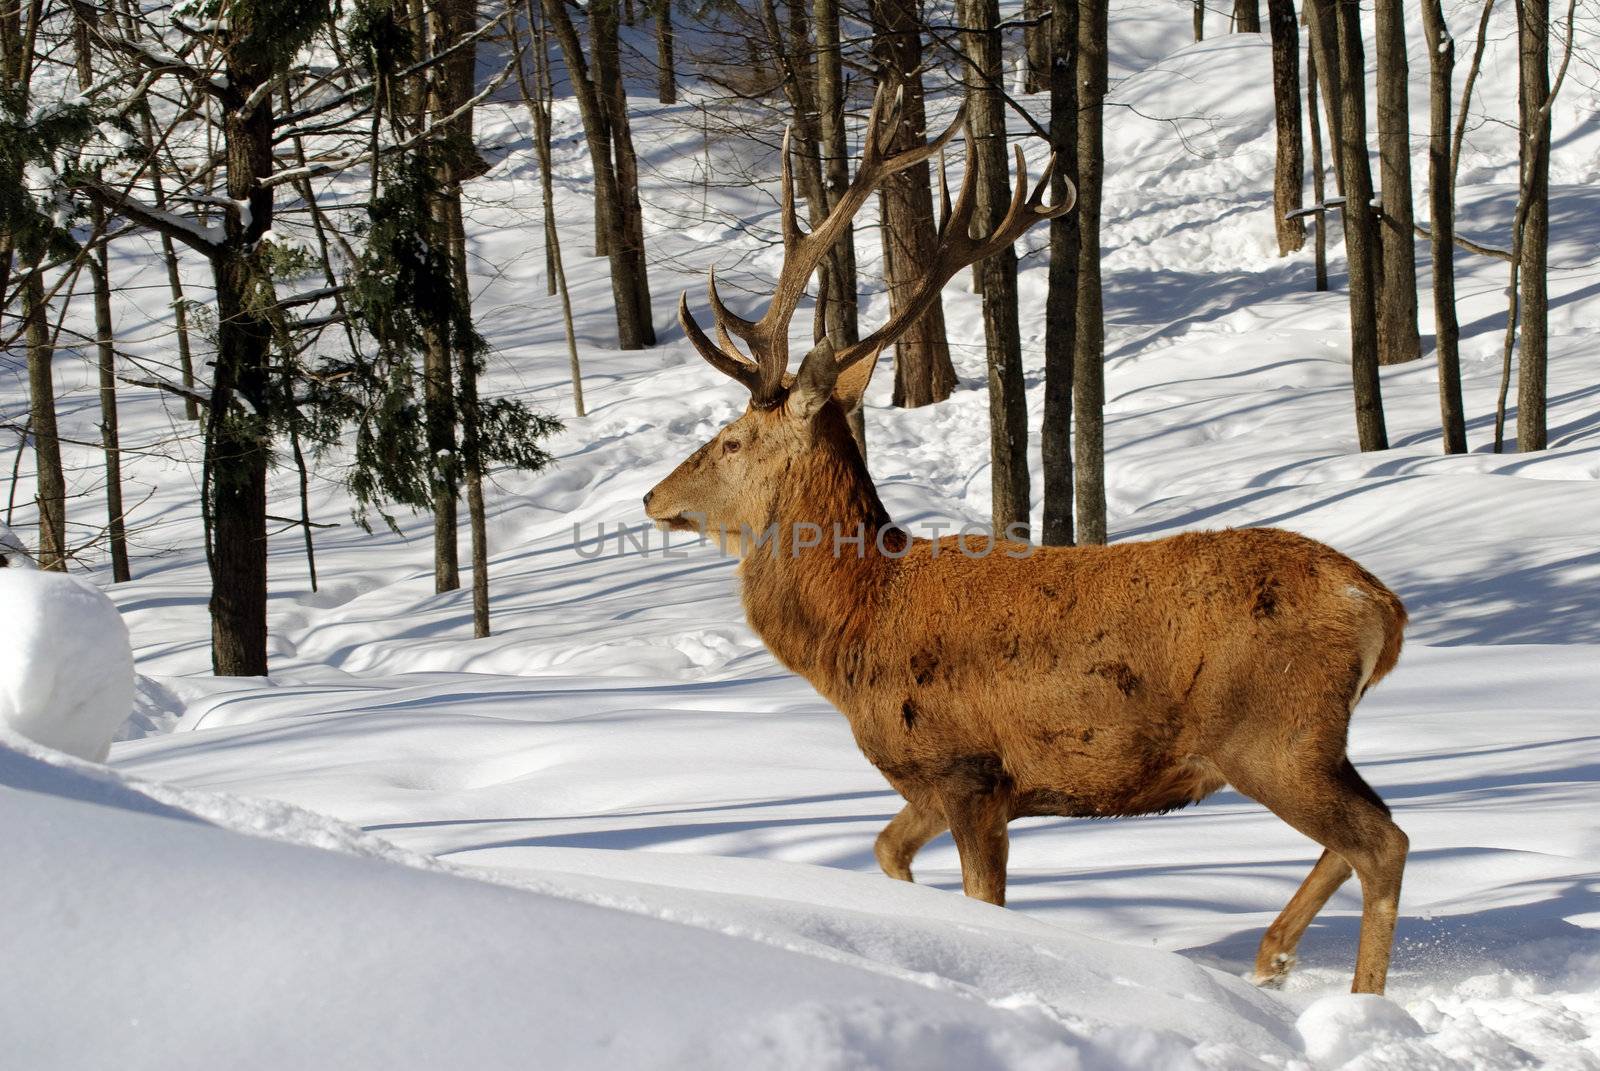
xmin=0 ymin=569 xmax=134 ymax=761
xmin=0 ymin=734 xmax=1298 ymax=1071
xmin=0 ymin=522 xmax=35 ymax=569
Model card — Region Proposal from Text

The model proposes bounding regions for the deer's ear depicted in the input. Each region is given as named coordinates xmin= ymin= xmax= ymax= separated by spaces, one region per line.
xmin=830 ymin=346 xmax=881 ymax=411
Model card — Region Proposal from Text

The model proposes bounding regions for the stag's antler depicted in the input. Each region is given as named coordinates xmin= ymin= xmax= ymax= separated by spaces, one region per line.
xmin=681 ymin=82 xmax=1074 ymax=409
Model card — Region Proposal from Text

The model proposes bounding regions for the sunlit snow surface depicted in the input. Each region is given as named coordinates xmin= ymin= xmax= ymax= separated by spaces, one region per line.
xmin=4 ymin=0 xmax=1600 ymax=1066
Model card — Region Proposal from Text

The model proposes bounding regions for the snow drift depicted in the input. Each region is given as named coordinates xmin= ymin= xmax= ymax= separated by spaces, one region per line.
xmin=0 ymin=568 xmax=134 ymax=761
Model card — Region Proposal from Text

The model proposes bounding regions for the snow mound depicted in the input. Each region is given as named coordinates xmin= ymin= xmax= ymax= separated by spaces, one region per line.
xmin=0 ymin=734 xmax=1301 ymax=1071
xmin=1296 ymin=994 xmax=1423 ymax=1067
xmin=0 ymin=569 xmax=134 ymax=761
xmin=0 ymin=523 xmax=35 ymax=569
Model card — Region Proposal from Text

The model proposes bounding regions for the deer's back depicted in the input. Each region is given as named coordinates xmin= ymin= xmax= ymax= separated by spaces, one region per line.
xmin=825 ymin=526 xmax=1406 ymax=819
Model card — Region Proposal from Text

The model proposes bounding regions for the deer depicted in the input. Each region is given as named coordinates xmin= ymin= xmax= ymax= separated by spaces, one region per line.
xmin=643 ymin=85 xmax=1410 ymax=995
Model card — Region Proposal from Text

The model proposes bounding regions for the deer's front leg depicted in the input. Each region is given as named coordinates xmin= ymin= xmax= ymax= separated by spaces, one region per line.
xmin=939 ymin=760 xmax=1012 ymax=907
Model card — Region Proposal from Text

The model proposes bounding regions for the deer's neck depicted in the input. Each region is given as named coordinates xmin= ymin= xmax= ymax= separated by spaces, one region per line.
xmin=739 ymin=411 xmax=895 ymax=690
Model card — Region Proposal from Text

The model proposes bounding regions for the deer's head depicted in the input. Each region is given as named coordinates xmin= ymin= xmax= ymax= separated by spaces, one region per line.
xmin=645 ymin=86 xmax=1073 ymax=552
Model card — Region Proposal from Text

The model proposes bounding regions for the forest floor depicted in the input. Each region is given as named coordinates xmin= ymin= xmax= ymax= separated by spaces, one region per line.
xmin=3 ymin=1 xmax=1599 ymax=1067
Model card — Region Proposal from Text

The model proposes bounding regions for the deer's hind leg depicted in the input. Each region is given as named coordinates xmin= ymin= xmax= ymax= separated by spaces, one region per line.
xmin=875 ymin=800 xmax=948 ymax=883
xmin=1223 ymin=755 xmax=1408 ymax=995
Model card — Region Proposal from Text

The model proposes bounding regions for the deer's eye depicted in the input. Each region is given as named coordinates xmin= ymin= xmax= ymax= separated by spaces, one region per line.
xmin=723 ymin=440 xmax=741 ymax=455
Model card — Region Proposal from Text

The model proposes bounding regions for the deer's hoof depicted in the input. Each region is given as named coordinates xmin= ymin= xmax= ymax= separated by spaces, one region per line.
xmin=1251 ymin=952 xmax=1295 ymax=989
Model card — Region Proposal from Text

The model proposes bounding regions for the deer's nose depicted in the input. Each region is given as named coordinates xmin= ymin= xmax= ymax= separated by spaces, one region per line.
xmin=643 ymin=490 xmax=654 ymax=510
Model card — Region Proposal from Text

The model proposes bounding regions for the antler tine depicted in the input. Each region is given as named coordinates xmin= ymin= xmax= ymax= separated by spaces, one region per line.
xmin=860 ymin=81 xmax=901 ymax=165
xmin=829 ymin=139 xmax=1076 ymax=377
xmin=938 ymin=124 xmax=981 ymax=243
xmin=878 ymin=103 xmax=969 ymax=182
xmin=971 ymin=144 xmax=1035 ymax=259
xmin=679 ymin=291 xmax=761 ymax=392
xmin=709 ymin=268 xmax=788 ymax=395
xmin=779 ymin=125 xmax=805 ymax=255
xmin=973 ymin=146 xmax=1076 ymax=261
xmin=707 ymin=268 xmax=759 ymax=342
xmin=683 ymin=87 xmax=980 ymax=405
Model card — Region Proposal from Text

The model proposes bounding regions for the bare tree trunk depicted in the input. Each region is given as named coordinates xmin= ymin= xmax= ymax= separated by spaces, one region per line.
xmin=446 ymin=193 xmax=490 ymax=637
xmin=813 ymin=0 xmax=864 ymax=451
xmin=6 ymin=419 xmax=29 ymax=529
xmin=424 ymin=288 xmax=461 ymax=592
xmin=1074 ymin=0 xmax=1108 ymax=545
xmin=542 ymin=0 xmax=632 ymax=287
xmin=1316 ymin=0 xmax=1387 ymax=450
xmin=814 ymin=0 xmax=860 ymax=351
xmin=1451 ymin=0 xmax=1497 ymax=187
xmin=518 ymin=0 xmax=586 ymax=415
xmin=1194 ymin=0 xmax=1204 ymax=41
xmin=1307 ymin=34 xmax=1328 ymax=290
xmin=1022 ymin=0 xmax=1048 ymax=93
xmin=140 ymin=111 xmax=199 ymax=420
xmin=957 ymin=0 xmax=1029 ymax=538
xmin=423 ymin=0 xmax=463 ymax=593
xmin=23 ymin=277 xmax=67 ymax=570
xmin=206 ymin=258 xmax=273 ymax=677
xmin=654 ymin=0 xmax=676 ymax=103
xmin=1419 ymin=0 xmax=1467 ymax=453
xmin=1233 ymin=0 xmax=1261 ymax=32
xmin=441 ymin=0 xmax=490 ymax=180
xmin=75 ymin=9 xmax=129 ymax=578
xmin=89 ymin=227 xmax=131 ymax=581
xmin=593 ymin=0 xmax=657 ymax=346
xmin=873 ymin=0 xmax=955 ymax=408
xmin=1305 ymin=0 xmax=1344 ymax=197
xmin=1267 ymin=0 xmax=1304 ymax=255
xmin=463 ymin=372 xmax=489 ymax=636
xmin=1041 ymin=0 xmax=1077 ymax=546
xmin=1374 ymin=0 xmax=1421 ymax=365
xmin=761 ymin=0 xmax=828 ymax=236
xmin=1512 ymin=0 xmax=1551 ymax=451
xmin=207 ymin=255 xmax=275 ymax=676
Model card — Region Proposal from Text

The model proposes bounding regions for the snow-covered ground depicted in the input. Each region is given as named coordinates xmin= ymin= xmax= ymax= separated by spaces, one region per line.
xmin=4 ymin=1 xmax=1599 ymax=1067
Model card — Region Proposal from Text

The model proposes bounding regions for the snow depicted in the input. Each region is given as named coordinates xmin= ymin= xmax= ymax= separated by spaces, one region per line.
xmin=0 ymin=570 xmax=134 ymax=761
xmin=1296 ymin=995 xmax=1425 ymax=1067
xmin=3 ymin=0 xmax=1599 ymax=1066
xmin=3 ymin=731 xmax=1325 ymax=1071
xmin=0 ymin=523 xmax=36 ymax=568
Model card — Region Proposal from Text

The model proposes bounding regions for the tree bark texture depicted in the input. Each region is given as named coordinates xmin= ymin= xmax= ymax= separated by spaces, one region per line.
xmin=957 ymin=0 xmax=1029 ymax=538
xmin=1267 ymin=0 xmax=1305 ymax=255
xmin=1318 ymin=0 xmax=1388 ymax=450
xmin=1374 ymin=0 xmax=1421 ymax=365
xmin=1074 ymin=0 xmax=1108 ymax=544
xmin=1419 ymin=0 xmax=1468 ymax=452
xmin=872 ymin=0 xmax=956 ymax=409
xmin=1041 ymin=0 xmax=1078 ymax=546
xmin=1514 ymin=0 xmax=1549 ymax=451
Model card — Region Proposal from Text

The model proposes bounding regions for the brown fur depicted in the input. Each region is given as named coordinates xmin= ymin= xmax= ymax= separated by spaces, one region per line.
xmin=646 ymin=394 xmax=1410 ymax=994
